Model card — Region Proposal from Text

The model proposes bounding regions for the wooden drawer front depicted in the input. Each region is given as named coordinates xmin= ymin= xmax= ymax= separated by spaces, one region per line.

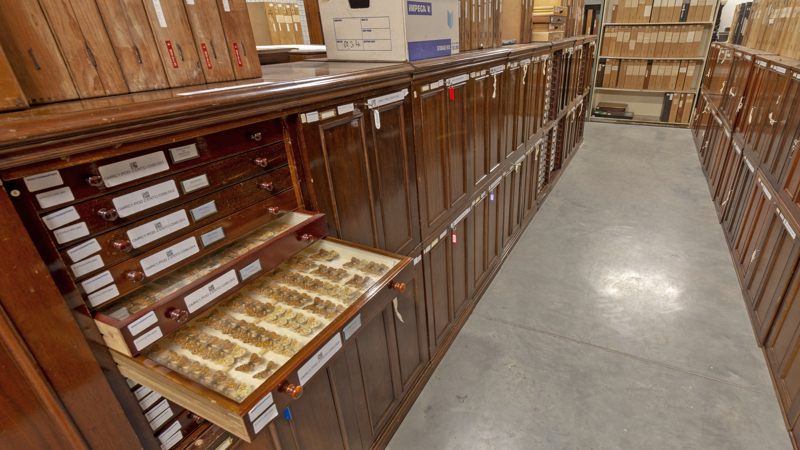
xmin=720 ymin=53 xmax=753 ymax=123
xmin=175 ymin=424 xmax=234 ymax=450
xmin=708 ymin=127 xmax=732 ymax=199
xmin=723 ymin=155 xmax=757 ymax=243
xmin=735 ymin=60 xmax=767 ymax=137
xmin=715 ymin=141 xmax=743 ymax=221
xmin=766 ymin=267 xmax=800 ymax=430
xmin=763 ymin=72 xmax=800 ymax=186
xmin=59 ymin=170 xmax=295 ymax=278
xmin=14 ymin=120 xmax=283 ymax=208
xmin=733 ymin=178 xmax=776 ymax=280
xmin=744 ymin=206 xmax=800 ymax=343
xmin=156 ymin=410 xmax=206 ymax=450
xmin=94 ymin=212 xmax=327 ymax=354
xmin=45 ymin=146 xmax=288 ymax=247
xmin=143 ymin=398 xmax=185 ymax=435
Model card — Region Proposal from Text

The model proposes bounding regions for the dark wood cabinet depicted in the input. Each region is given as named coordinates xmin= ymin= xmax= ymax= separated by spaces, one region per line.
xmin=732 ymin=176 xmax=775 ymax=280
xmin=764 ymin=72 xmax=800 ymax=188
xmin=765 ymin=264 xmax=800 ymax=431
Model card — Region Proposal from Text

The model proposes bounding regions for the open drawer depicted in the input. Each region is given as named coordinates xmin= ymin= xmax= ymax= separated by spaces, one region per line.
xmin=112 ymin=238 xmax=413 ymax=442
xmin=94 ymin=211 xmax=328 ymax=355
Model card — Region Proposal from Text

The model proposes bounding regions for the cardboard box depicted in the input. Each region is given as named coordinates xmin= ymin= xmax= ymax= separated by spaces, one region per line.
xmin=319 ymin=0 xmax=460 ymax=61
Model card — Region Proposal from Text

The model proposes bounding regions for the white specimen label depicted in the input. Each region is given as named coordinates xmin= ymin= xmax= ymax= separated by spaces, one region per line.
xmin=305 ymin=111 xmax=319 ymax=123
xmin=239 ymin=259 xmax=262 ymax=281
xmin=190 ymin=200 xmax=218 ymax=222
xmin=298 ymin=333 xmax=342 ymax=385
xmin=134 ymin=326 xmax=164 ymax=351
xmin=140 ymin=237 xmax=200 ymax=277
xmin=81 ymin=270 xmax=113 ymax=294
xmin=253 ymin=404 xmax=278 ymax=434
xmin=145 ymin=398 xmax=169 ymax=422
xmin=24 ymin=170 xmax=63 ymax=192
xmin=43 ymin=206 xmax=80 ymax=230
xmin=343 ymin=314 xmax=361 ymax=340
xmin=248 ymin=392 xmax=274 ymax=421
xmin=746 ymin=159 xmax=755 ymax=173
xmin=200 ymin=227 xmax=226 ymax=248
xmin=67 ymin=238 xmax=101 ymax=262
xmin=152 ymin=0 xmax=167 ymax=27
xmin=184 ymin=270 xmax=239 ymax=313
xmin=169 ymin=143 xmax=199 ymax=163
xmin=71 ymin=254 xmax=104 ymax=278
xmin=134 ymin=385 xmax=152 ymax=400
xmin=126 ymin=378 xmax=138 ymax=388
xmin=367 ymin=89 xmax=408 ymax=108
xmin=414 ymin=255 xmax=421 ymax=265
xmin=99 ymin=151 xmax=169 ymax=187
xmin=36 ymin=186 xmax=75 ymax=209
xmin=761 ymin=181 xmax=772 ymax=200
xmin=128 ymin=311 xmax=159 ymax=337
xmin=139 ymin=390 xmax=162 ymax=410
xmin=149 ymin=407 xmax=173 ymax=431
xmin=127 ymin=210 xmax=190 ymax=249
xmin=337 ymin=103 xmax=354 ymax=115
xmin=88 ymin=284 xmax=120 ymax=307
xmin=181 ymin=174 xmax=210 ymax=193
xmin=113 ymin=180 xmax=180 ymax=218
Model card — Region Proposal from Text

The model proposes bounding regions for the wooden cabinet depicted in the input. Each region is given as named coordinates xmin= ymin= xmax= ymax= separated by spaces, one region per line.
xmin=714 ymin=140 xmax=744 ymax=221
xmin=723 ymin=152 xmax=758 ymax=243
xmin=733 ymin=176 xmax=777 ymax=282
xmin=707 ymin=120 xmax=733 ymax=200
xmin=706 ymin=46 xmax=733 ymax=110
xmin=763 ymin=70 xmax=800 ymax=187
xmin=742 ymin=60 xmax=789 ymax=161
xmin=719 ymin=50 xmax=754 ymax=126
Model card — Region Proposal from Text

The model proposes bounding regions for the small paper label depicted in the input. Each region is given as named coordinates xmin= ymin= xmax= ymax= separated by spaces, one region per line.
xmin=320 ymin=110 xmax=337 ymax=120
xmin=134 ymin=385 xmax=153 ymax=400
xmin=134 ymin=326 xmax=163 ymax=351
xmin=239 ymin=259 xmax=262 ymax=281
xmin=43 ymin=206 xmax=81 ymax=231
xmin=446 ymin=74 xmax=469 ymax=86
xmin=126 ymin=378 xmax=138 ymax=388
xmin=161 ymin=431 xmax=184 ymax=450
xmin=113 ymin=180 xmax=180 ymax=218
xmin=82 ymin=270 xmax=113 ymax=294
xmin=139 ymin=390 xmax=162 ymax=410
xmin=145 ymin=399 xmax=169 ymax=422
xmin=337 ymin=103 xmax=354 ymax=115
xmin=152 ymin=0 xmax=168 ymax=27
xmin=190 ymin=200 xmax=218 ymax=222
xmin=222 ymin=0 xmax=230 ymax=11
xmin=36 ymin=186 xmax=75 ymax=209
xmin=128 ymin=311 xmax=159 ymax=337
xmin=149 ymin=407 xmax=173 ymax=431
xmin=746 ymin=159 xmax=755 ymax=173
xmin=184 ymin=270 xmax=239 ymax=313
xmin=71 ymin=254 xmax=104 ymax=278
xmin=67 ymin=238 xmax=102 ymax=262
xmin=169 ymin=143 xmax=199 ymax=163
xmin=343 ymin=314 xmax=361 ymax=340
xmin=181 ymin=174 xmax=210 ymax=194
xmin=424 ymin=245 xmax=431 ymax=254
xmin=367 ymin=89 xmax=409 ymax=108
xmin=24 ymin=170 xmax=63 ymax=192
xmin=253 ymin=404 xmax=278 ymax=434
xmin=414 ymin=255 xmax=421 ymax=265
xmin=298 ymin=333 xmax=343 ymax=385
xmin=200 ymin=227 xmax=226 ymax=248
xmin=158 ymin=422 xmax=181 ymax=445
xmin=201 ymin=43 xmax=212 ymax=69
xmin=248 ymin=392 xmax=274 ymax=421
xmin=761 ymin=181 xmax=772 ymax=200
xmin=140 ymin=237 xmax=200 ymax=277
xmin=305 ymin=111 xmax=319 ymax=123
xmin=99 ymin=151 xmax=169 ymax=188
xmin=128 ymin=210 xmax=190 ymax=249
xmin=439 ymin=230 xmax=448 ymax=240
xmin=88 ymin=283 xmax=120 ymax=307
xmin=784 ymin=216 xmax=797 ymax=240
xmin=773 ymin=65 xmax=788 ymax=74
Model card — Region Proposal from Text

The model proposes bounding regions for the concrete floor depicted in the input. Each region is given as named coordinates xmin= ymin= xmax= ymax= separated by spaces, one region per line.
xmin=388 ymin=122 xmax=793 ymax=450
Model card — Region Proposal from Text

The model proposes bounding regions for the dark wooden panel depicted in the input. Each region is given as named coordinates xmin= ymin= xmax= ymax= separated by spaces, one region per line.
xmin=723 ymin=155 xmax=757 ymax=242
xmin=0 ymin=44 xmax=28 ymax=112
xmin=748 ymin=66 xmax=789 ymax=163
xmin=502 ymin=66 xmax=518 ymax=160
xmin=766 ymin=266 xmax=800 ymax=430
xmin=393 ymin=256 xmax=427 ymax=391
xmin=278 ymin=368 xmax=346 ymax=450
xmin=451 ymin=209 xmax=471 ymax=319
xmin=446 ymin=82 xmax=469 ymax=210
xmin=472 ymin=194 xmax=489 ymax=291
xmin=354 ymin=309 xmax=398 ymax=435
xmin=416 ymin=89 xmax=449 ymax=237
xmin=735 ymin=61 xmax=767 ymax=137
xmin=488 ymin=71 xmax=504 ymax=175
xmin=764 ymin=76 xmax=800 ymax=187
xmin=470 ymin=75 xmax=490 ymax=188
xmin=184 ymin=0 xmax=236 ymax=83
xmin=424 ymin=237 xmax=452 ymax=355
xmin=733 ymin=179 xmax=774 ymax=279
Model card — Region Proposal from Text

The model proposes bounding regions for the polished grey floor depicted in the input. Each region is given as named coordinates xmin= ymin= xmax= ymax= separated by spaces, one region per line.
xmin=388 ymin=123 xmax=792 ymax=449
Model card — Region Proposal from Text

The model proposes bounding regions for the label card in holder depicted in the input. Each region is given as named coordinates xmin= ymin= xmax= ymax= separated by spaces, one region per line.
xmin=190 ymin=200 xmax=218 ymax=222
xmin=180 ymin=174 xmax=210 ymax=194
xmin=128 ymin=311 xmax=159 ymax=337
xmin=157 ymin=421 xmax=181 ymax=444
xmin=113 ymin=180 xmax=180 ymax=218
xmin=134 ymin=326 xmax=163 ymax=351
xmin=248 ymin=392 xmax=274 ymax=421
xmin=200 ymin=227 xmax=226 ymax=248
xmin=139 ymin=390 xmax=162 ymax=410
xmin=239 ymin=259 xmax=262 ymax=281
xmin=43 ymin=206 xmax=81 ymax=230
xmin=343 ymin=314 xmax=361 ymax=340
xmin=184 ymin=270 xmax=239 ymax=313
xmin=36 ymin=186 xmax=75 ymax=209
xmin=140 ymin=237 xmax=200 ymax=277
xmin=54 ymin=221 xmax=90 ymax=245
xmin=81 ymin=270 xmax=113 ymax=294
xmin=169 ymin=143 xmax=199 ymax=163
xmin=128 ymin=210 xmax=190 ymax=249
xmin=149 ymin=407 xmax=173 ymax=431
xmin=253 ymin=404 xmax=278 ymax=434
xmin=99 ymin=151 xmax=169 ymax=187
xmin=24 ymin=170 xmax=63 ymax=192
xmin=144 ymin=398 xmax=169 ymax=422
xmin=88 ymin=284 xmax=120 ymax=307
xmin=67 ymin=238 xmax=102 ymax=262
xmin=71 ymin=254 xmax=104 ymax=278
xmin=298 ymin=333 xmax=343 ymax=385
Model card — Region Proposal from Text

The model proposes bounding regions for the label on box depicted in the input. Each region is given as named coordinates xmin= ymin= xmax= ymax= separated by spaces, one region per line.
xmin=200 ymin=227 xmax=226 ymax=248
xmin=88 ymin=284 xmax=120 ymax=307
xmin=24 ymin=170 xmax=63 ymax=192
xmin=128 ymin=311 xmax=159 ymax=337
xmin=184 ymin=270 xmax=239 ymax=313
xmin=149 ymin=407 xmax=173 ymax=431
xmin=152 ymin=0 xmax=167 ymax=27
xmin=190 ymin=200 xmax=218 ymax=222
xmin=139 ymin=390 xmax=161 ymax=410
xmin=71 ymin=254 xmax=104 ymax=278
xmin=145 ymin=399 xmax=170 ymax=422
xmin=343 ymin=314 xmax=361 ymax=340
xmin=298 ymin=333 xmax=342 ymax=385
xmin=43 ymin=206 xmax=80 ymax=230
xmin=337 ymin=103 xmax=354 ymax=115
xmin=181 ymin=174 xmax=210 ymax=194
xmin=36 ymin=186 xmax=75 ymax=209
xmin=99 ymin=152 xmax=169 ymax=188
xmin=52 ymin=220 xmax=89 ymax=248
xmin=140 ymin=237 xmax=200 ymax=277
xmin=81 ymin=270 xmax=113 ymax=294
xmin=239 ymin=259 xmax=262 ymax=281
xmin=113 ymin=180 xmax=180 ymax=218
xmin=134 ymin=326 xmax=163 ymax=351
xmin=128 ymin=210 xmax=190 ymax=249
xmin=134 ymin=385 xmax=152 ymax=400
xmin=169 ymin=144 xmax=199 ymax=163
xmin=253 ymin=404 xmax=278 ymax=434
xmin=67 ymin=238 xmax=102 ymax=262
xmin=248 ymin=392 xmax=274 ymax=421
xmin=158 ymin=422 xmax=181 ymax=444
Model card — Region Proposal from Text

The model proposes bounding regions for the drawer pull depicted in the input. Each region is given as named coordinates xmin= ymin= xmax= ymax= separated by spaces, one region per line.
xmin=250 ymin=132 xmax=262 ymax=142
xmin=126 ymin=271 xmax=145 ymax=282
xmin=278 ymin=381 xmax=303 ymax=399
xmin=85 ymin=175 xmax=104 ymax=187
xmin=113 ymin=240 xmax=133 ymax=252
xmin=166 ymin=308 xmax=189 ymax=323
xmin=267 ymin=206 xmax=280 ymax=214
xmin=299 ymin=234 xmax=314 ymax=242
xmin=253 ymin=157 xmax=269 ymax=168
xmin=388 ymin=281 xmax=406 ymax=292
xmin=98 ymin=208 xmax=118 ymax=221
xmin=187 ymin=412 xmax=204 ymax=424
xmin=258 ymin=181 xmax=274 ymax=191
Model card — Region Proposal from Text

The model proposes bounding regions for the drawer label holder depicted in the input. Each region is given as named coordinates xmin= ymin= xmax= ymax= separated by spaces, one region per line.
xmin=298 ymin=333 xmax=343 ymax=385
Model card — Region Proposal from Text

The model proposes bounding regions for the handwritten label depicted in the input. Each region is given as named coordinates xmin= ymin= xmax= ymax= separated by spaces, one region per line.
xmin=128 ymin=311 xmax=159 ymax=337
xmin=184 ymin=270 xmax=239 ymax=313
xmin=43 ymin=206 xmax=81 ymax=231
xmin=82 ymin=270 xmax=113 ymax=294
xmin=200 ymin=227 xmax=226 ymax=248
xmin=99 ymin=152 xmax=169 ymax=188
xmin=24 ymin=170 xmax=63 ymax=192
xmin=181 ymin=174 xmax=210 ymax=193
xmin=253 ymin=404 xmax=278 ymax=434
xmin=71 ymin=254 xmax=104 ymax=278
xmin=67 ymin=238 xmax=101 ymax=262
xmin=128 ymin=210 xmax=190 ymax=249
xmin=248 ymin=392 xmax=274 ymax=421
xmin=36 ymin=186 xmax=75 ymax=209
xmin=169 ymin=144 xmax=199 ymax=163
xmin=298 ymin=333 xmax=343 ymax=385
xmin=134 ymin=326 xmax=163 ymax=351
xmin=343 ymin=314 xmax=361 ymax=340
xmin=113 ymin=180 xmax=180 ymax=218
xmin=140 ymin=237 xmax=200 ymax=277
xmin=88 ymin=283 xmax=120 ymax=307
xmin=239 ymin=259 xmax=262 ymax=281
xmin=190 ymin=200 xmax=218 ymax=222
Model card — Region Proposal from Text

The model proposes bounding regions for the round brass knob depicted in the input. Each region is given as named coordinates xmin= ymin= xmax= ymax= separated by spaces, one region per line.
xmin=389 ymin=281 xmax=405 ymax=292
xmin=97 ymin=208 xmax=118 ymax=221
xmin=187 ymin=412 xmax=204 ymax=424
xmin=126 ymin=271 xmax=145 ymax=283
xmin=113 ymin=240 xmax=132 ymax=252
xmin=254 ymin=157 xmax=269 ymax=168
xmin=267 ymin=206 xmax=280 ymax=214
xmin=166 ymin=308 xmax=189 ymax=323
xmin=258 ymin=181 xmax=274 ymax=191
xmin=251 ymin=132 xmax=262 ymax=141
xmin=278 ymin=381 xmax=303 ymax=399
xmin=300 ymin=234 xmax=313 ymax=242
xmin=85 ymin=175 xmax=104 ymax=187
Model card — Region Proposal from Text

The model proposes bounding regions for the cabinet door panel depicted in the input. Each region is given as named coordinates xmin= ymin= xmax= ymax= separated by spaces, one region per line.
xmin=487 ymin=180 xmax=501 ymax=275
xmin=417 ymin=89 xmax=449 ymax=235
xmin=514 ymin=65 xmax=526 ymax=154
xmin=353 ymin=309 xmax=399 ymax=435
xmin=424 ymin=239 xmax=452 ymax=354
xmin=471 ymin=75 xmax=490 ymax=188
xmin=733 ymin=180 xmax=774 ymax=278
xmin=488 ymin=72 xmax=504 ymax=173
xmin=451 ymin=211 xmax=471 ymax=318
xmin=393 ymin=263 xmax=426 ymax=391
xmin=708 ymin=130 xmax=732 ymax=199
xmin=501 ymin=170 xmax=514 ymax=249
xmin=764 ymin=76 xmax=800 ymax=186
xmin=502 ymin=66 xmax=519 ymax=160
xmin=736 ymin=63 xmax=767 ymax=137
xmin=766 ymin=269 xmax=800 ymax=429
xmin=723 ymin=156 xmax=756 ymax=241
xmin=447 ymin=82 xmax=469 ymax=209
xmin=715 ymin=142 xmax=742 ymax=220
xmin=277 ymin=368 xmax=347 ymax=450
xmin=750 ymin=67 xmax=789 ymax=162
xmin=472 ymin=194 xmax=489 ymax=290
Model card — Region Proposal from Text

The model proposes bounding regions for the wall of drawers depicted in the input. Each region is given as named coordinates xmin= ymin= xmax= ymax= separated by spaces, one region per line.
xmin=0 ymin=35 xmax=595 ymax=450
xmin=694 ymin=42 xmax=800 ymax=447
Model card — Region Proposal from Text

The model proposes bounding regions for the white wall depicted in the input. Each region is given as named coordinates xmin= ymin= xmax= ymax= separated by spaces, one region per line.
xmin=718 ymin=0 xmax=749 ymax=32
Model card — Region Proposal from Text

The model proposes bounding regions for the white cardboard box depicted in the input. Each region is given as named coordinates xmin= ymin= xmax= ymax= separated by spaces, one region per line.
xmin=319 ymin=0 xmax=460 ymax=61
